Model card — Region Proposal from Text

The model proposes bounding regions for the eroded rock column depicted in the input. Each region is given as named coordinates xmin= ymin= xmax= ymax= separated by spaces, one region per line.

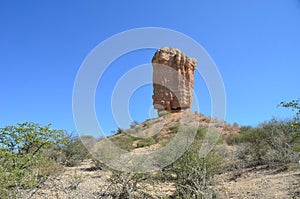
xmin=152 ymin=47 xmax=197 ymax=114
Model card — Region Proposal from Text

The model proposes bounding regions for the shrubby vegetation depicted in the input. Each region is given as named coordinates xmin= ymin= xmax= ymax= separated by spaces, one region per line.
xmin=61 ymin=135 xmax=91 ymax=167
xmin=170 ymin=141 xmax=223 ymax=198
xmin=168 ymin=124 xmax=180 ymax=133
xmin=136 ymin=137 xmax=156 ymax=148
xmin=0 ymin=122 xmax=90 ymax=197
xmin=0 ymin=122 xmax=66 ymax=197
xmin=227 ymin=99 xmax=300 ymax=167
xmin=0 ymin=99 xmax=299 ymax=198
xmin=99 ymin=171 xmax=151 ymax=198
xmin=231 ymin=120 xmax=299 ymax=166
xmin=95 ymin=127 xmax=224 ymax=199
xmin=158 ymin=110 xmax=171 ymax=117
xmin=109 ymin=135 xmax=139 ymax=151
xmin=280 ymin=99 xmax=300 ymax=151
xmin=110 ymin=134 xmax=159 ymax=151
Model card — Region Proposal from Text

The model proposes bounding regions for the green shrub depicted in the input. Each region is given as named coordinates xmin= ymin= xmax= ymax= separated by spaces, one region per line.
xmin=169 ymin=140 xmax=223 ymax=198
xmin=136 ymin=137 xmax=156 ymax=148
xmin=226 ymin=134 xmax=240 ymax=145
xmin=196 ymin=128 xmax=206 ymax=139
xmin=101 ymin=170 xmax=150 ymax=198
xmin=168 ymin=125 xmax=180 ymax=133
xmin=111 ymin=128 xmax=124 ymax=135
xmin=226 ymin=127 xmax=261 ymax=145
xmin=61 ymin=135 xmax=91 ymax=167
xmin=158 ymin=110 xmax=170 ymax=117
xmin=234 ymin=120 xmax=299 ymax=166
xmin=142 ymin=121 xmax=150 ymax=127
xmin=0 ymin=122 xmax=67 ymax=197
xmin=280 ymin=99 xmax=300 ymax=152
xmin=110 ymin=135 xmax=139 ymax=151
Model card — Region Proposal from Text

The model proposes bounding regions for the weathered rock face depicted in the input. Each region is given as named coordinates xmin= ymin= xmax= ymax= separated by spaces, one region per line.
xmin=152 ymin=47 xmax=197 ymax=114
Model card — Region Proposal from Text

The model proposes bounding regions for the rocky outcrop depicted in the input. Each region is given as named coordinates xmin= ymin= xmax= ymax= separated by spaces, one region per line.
xmin=152 ymin=47 xmax=197 ymax=114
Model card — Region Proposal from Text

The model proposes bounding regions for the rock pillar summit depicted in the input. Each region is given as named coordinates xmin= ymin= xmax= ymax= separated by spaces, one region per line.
xmin=152 ymin=47 xmax=197 ymax=114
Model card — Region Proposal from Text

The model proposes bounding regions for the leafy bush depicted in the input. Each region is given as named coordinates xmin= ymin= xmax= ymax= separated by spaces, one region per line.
xmin=231 ymin=120 xmax=299 ymax=166
xmin=169 ymin=139 xmax=223 ymax=198
xmin=225 ymin=100 xmax=300 ymax=168
xmin=61 ymin=135 xmax=91 ymax=167
xmin=136 ymin=137 xmax=156 ymax=148
xmin=226 ymin=127 xmax=261 ymax=145
xmin=110 ymin=135 xmax=139 ymax=151
xmin=158 ymin=110 xmax=170 ymax=117
xmin=196 ymin=128 xmax=206 ymax=139
xmin=0 ymin=122 xmax=67 ymax=197
xmin=259 ymin=120 xmax=299 ymax=164
xmin=100 ymin=170 xmax=150 ymax=198
xmin=111 ymin=134 xmax=158 ymax=150
xmin=168 ymin=125 xmax=180 ymax=133
xmin=280 ymin=99 xmax=300 ymax=151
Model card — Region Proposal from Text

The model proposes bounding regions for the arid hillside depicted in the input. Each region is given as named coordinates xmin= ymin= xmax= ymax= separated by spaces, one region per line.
xmin=9 ymin=111 xmax=299 ymax=199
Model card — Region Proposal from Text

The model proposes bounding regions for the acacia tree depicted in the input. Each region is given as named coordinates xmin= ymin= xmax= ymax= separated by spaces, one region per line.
xmin=0 ymin=122 xmax=67 ymax=197
xmin=280 ymin=99 xmax=300 ymax=126
xmin=280 ymin=99 xmax=300 ymax=152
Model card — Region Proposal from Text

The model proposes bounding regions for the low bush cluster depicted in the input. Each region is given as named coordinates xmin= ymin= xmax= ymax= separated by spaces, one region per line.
xmin=136 ymin=137 xmax=156 ymax=148
xmin=1 ymin=99 xmax=299 ymax=198
xmin=0 ymin=122 xmax=66 ymax=197
xmin=0 ymin=122 xmax=91 ymax=197
xmin=61 ymin=135 xmax=91 ymax=167
xmin=170 ymin=141 xmax=223 ymax=198
xmin=96 ymin=127 xmax=224 ymax=199
xmin=227 ymin=120 xmax=299 ymax=166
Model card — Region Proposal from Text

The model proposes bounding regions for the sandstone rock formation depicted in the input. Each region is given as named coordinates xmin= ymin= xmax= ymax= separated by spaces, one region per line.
xmin=152 ymin=47 xmax=197 ymax=114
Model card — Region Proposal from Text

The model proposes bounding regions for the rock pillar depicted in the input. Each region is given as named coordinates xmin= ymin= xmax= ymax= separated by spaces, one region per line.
xmin=152 ymin=47 xmax=197 ymax=114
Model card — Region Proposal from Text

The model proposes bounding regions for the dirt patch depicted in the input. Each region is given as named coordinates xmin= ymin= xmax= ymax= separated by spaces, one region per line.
xmin=215 ymin=164 xmax=300 ymax=199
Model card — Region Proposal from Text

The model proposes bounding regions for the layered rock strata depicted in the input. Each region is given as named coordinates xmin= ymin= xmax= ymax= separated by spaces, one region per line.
xmin=152 ymin=47 xmax=197 ymax=114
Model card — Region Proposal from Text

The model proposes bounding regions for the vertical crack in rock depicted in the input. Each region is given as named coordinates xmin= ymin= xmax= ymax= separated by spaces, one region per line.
xmin=152 ymin=47 xmax=197 ymax=114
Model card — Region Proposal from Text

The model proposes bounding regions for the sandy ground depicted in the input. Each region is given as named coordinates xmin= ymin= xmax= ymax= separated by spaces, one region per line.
xmin=21 ymin=160 xmax=300 ymax=199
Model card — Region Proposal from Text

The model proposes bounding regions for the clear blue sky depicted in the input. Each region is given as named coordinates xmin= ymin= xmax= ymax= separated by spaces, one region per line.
xmin=1 ymin=0 xmax=299 ymax=135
